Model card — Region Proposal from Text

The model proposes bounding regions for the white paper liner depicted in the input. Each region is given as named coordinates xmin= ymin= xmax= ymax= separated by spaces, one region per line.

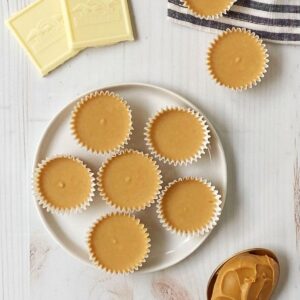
xmin=144 ymin=107 xmax=210 ymax=166
xmin=87 ymin=212 xmax=151 ymax=274
xmin=207 ymin=27 xmax=269 ymax=91
xmin=33 ymin=155 xmax=96 ymax=215
xmin=97 ymin=149 xmax=163 ymax=212
xmin=182 ymin=0 xmax=237 ymax=20
xmin=70 ymin=90 xmax=133 ymax=154
xmin=156 ymin=177 xmax=222 ymax=236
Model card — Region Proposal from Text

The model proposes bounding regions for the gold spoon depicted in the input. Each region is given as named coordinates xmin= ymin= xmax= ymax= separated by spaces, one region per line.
xmin=206 ymin=248 xmax=280 ymax=300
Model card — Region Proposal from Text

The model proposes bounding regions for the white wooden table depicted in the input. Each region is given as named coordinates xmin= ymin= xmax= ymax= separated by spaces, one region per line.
xmin=1 ymin=1 xmax=300 ymax=299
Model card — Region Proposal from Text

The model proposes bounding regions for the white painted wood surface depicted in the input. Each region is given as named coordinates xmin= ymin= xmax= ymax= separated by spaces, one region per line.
xmin=1 ymin=1 xmax=300 ymax=299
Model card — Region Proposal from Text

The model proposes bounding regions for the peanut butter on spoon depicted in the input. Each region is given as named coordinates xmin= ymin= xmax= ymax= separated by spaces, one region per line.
xmin=210 ymin=252 xmax=279 ymax=300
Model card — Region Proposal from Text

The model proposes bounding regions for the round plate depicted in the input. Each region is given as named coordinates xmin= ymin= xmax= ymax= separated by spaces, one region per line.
xmin=34 ymin=83 xmax=227 ymax=273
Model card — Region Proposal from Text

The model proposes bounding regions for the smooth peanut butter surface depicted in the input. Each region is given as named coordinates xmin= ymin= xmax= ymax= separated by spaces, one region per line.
xmin=162 ymin=179 xmax=216 ymax=231
xmin=211 ymin=253 xmax=279 ymax=300
xmin=101 ymin=152 xmax=160 ymax=209
xmin=209 ymin=31 xmax=266 ymax=88
xmin=90 ymin=215 xmax=149 ymax=271
xmin=185 ymin=0 xmax=233 ymax=16
xmin=38 ymin=157 xmax=91 ymax=208
xmin=73 ymin=93 xmax=131 ymax=152
xmin=150 ymin=110 xmax=205 ymax=161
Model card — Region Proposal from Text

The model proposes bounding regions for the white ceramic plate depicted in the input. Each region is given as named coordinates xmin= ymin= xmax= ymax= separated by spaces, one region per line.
xmin=34 ymin=83 xmax=227 ymax=273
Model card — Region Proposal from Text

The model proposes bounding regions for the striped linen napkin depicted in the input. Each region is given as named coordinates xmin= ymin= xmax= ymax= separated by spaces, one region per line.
xmin=168 ymin=0 xmax=300 ymax=44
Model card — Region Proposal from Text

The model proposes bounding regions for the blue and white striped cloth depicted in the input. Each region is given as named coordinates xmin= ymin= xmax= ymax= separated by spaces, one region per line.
xmin=168 ymin=0 xmax=300 ymax=44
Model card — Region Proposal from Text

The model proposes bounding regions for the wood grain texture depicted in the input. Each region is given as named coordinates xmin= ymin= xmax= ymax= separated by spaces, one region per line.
xmin=1 ymin=0 xmax=300 ymax=299
xmin=1 ymin=1 xmax=30 ymax=299
xmin=294 ymin=156 xmax=300 ymax=249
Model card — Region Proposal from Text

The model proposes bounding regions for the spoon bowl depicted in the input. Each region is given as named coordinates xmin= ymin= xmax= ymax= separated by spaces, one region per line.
xmin=207 ymin=248 xmax=280 ymax=300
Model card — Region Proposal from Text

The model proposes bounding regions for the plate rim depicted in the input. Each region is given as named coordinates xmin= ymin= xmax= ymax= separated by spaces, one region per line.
xmin=32 ymin=82 xmax=228 ymax=273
